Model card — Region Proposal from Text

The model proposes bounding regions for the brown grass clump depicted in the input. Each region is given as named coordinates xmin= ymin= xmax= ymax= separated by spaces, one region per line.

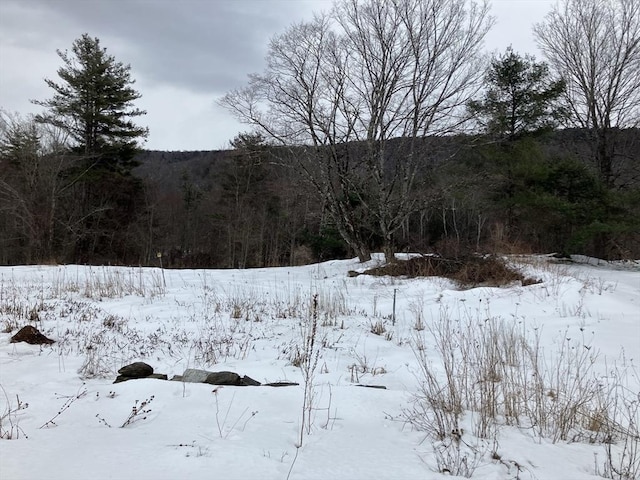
xmin=360 ymin=255 xmax=539 ymax=289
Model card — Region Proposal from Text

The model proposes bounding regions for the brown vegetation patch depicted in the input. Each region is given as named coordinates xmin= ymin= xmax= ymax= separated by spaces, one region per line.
xmin=10 ymin=325 xmax=55 ymax=345
xmin=360 ymin=255 xmax=540 ymax=288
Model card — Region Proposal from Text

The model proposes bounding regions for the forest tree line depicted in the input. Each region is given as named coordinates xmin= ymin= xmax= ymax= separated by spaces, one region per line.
xmin=2 ymin=125 xmax=638 ymax=267
xmin=1 ymin=0 xmax=639 ymax=266
xmin=137 ymin=127 xmax=639 ymax=268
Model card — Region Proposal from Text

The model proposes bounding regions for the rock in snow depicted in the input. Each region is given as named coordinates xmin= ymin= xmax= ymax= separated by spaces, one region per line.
xmin=10 ymin=325 xmax=55 ymax=345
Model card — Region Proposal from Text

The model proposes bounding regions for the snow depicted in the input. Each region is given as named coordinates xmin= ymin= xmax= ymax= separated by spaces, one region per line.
xmin=0 ymin=255 xmax=638 ymax=480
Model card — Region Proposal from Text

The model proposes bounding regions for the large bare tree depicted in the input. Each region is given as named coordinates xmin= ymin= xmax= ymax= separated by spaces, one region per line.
xmin=534 ymin=0 xmax=640 ymax=187
xmin=220 ymin=0 xmax=493 ymax=262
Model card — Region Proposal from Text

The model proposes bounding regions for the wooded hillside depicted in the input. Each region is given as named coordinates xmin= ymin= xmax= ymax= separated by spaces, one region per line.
xmin=3 ymin=129 xmax=637 ymax=267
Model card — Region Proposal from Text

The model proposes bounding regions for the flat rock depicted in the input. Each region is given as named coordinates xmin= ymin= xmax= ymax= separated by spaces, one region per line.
xmin=171 ymin=369 xmax=262 ymax=386
xmin=205 ymin=371 xmax=243 ymax=385
xmin=179 ymin=369 xmax=261 ymax=386
xmin=10 ymin=325 xmax=54 ymax=345
xmin=181 ymin=368 xmax=212 ymax=383
xmin=205 ymin=372 xmax=262 ymax=386
xmin=263 ymin=381 xmax=299 ymax=387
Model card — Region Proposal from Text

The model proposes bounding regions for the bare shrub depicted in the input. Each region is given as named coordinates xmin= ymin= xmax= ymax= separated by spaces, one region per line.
xmin=120 ymin=396 xmax=154 ymax=428
xmin=409 ymin=299 xmax=426 ymax=331
xmin=597 ymin=363 xmax=640 ymax=480
xmin=408 ymin=312 xmax=464 ymax=441
xmin=81 ymin=267 xmax=165 ymax=299
xmin=315 ymin=286 xmax=349 ymax=319
xmin=407 ymin=304 xmax=638 ymax=476
xmin=432 ymin=430 xmax=487 ymax=478
xmin=370 ymin=320 xmax=386 ymax=336
xmin=288 ymin=344 xmax=306 ymax=368
xmin=298 ymin=294 xmax=321 ymax=445
xmin=95 ymin=396 xmax=155 ymax=428
xmin=77 ymin=340 xmax=113 ymax=379
xmin=0 ymin=386 xmax=29 ymax=439
xmin=213 ymin=389 xmax=258 ymax=439
xmin=39 ymin=384 xmax=87 ymax=429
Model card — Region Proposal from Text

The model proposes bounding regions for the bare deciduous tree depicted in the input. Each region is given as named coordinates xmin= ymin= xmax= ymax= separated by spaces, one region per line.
xmin=0 ymin=111 xmax=71 ymax=263
xmin=220 ymin=0 xmax=493 ymax=262
xmin=534 ymin=0 xmax=640 ymax=187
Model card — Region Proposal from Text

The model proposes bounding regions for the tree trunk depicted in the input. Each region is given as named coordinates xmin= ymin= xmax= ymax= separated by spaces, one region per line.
xmin=383 ymin=243 xmax=396 ymax=265
xmin=354 ymin=244 xmax=372 ymax=263
xmin=596 ymin=128 xmax=614 ymax=188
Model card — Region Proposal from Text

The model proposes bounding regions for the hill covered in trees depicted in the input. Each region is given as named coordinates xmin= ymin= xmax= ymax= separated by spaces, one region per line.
xmin=130 ymin=129 xmax=640 ymax=268
xmin=2 ymin=127 xmax=639 ymax=267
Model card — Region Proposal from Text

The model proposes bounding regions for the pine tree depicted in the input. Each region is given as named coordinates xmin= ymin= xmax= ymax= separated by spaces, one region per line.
xmin=468 ymin=47 xmax=566 ymax=140
xmin=31 ymin=34 xmax=149 ymax=263
xmin=33 ymin=33 xmax=148 ymax=166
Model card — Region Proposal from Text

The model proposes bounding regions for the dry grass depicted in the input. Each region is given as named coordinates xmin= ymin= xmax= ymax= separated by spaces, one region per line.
xmin=406 ymin=306 xmax=640 ymax=479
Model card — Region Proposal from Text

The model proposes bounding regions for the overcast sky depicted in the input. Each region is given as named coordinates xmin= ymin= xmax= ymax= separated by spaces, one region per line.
xmin=0 ymin=0 xmax=555 ymax=151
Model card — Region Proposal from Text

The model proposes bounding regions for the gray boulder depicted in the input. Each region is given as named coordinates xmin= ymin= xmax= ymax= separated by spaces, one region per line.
xmin=10 ymin=325 xmax=55 ymax=345
xmin=118 ymin=362 xmax=153 ymax=378
xmin=205 ymin=371 xmax=261 ymax=386
xmin=205 ymin=371 xmax=242 ymax=385
xmin=179 ymin=369 xmax=261 ymax=386
xmin=180 ymin=368 xmax=211 ymax=383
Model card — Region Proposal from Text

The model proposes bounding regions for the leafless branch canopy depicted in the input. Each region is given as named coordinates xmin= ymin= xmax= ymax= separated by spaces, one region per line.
xmin=222 ymin=0 xmax=492 ymax=146
xmin=220 ymin=0 xmax=493 ymax=261
xmin=534 ymin=0 xmax=640 ymax=131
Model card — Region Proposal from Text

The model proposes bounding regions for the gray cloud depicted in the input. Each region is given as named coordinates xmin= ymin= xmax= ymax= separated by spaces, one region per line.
xmin=0 ymin=0 xmax=553 ymax=150
xmin=2 ymin=0 xmax=324 ymax=94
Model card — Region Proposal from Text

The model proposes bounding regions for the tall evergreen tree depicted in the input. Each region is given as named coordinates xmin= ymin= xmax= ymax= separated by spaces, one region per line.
xmin=468 ymin=47 xmax=566 ymax=140
xmin=32 ymin=34 xmax=149 ymax=263
xmin=33 ymin=33 xmax=148 ymax=162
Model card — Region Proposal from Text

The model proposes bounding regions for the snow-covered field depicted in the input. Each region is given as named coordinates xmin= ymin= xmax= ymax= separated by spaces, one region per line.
xmin=1 ymin=255 xmax=638 ymax=480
